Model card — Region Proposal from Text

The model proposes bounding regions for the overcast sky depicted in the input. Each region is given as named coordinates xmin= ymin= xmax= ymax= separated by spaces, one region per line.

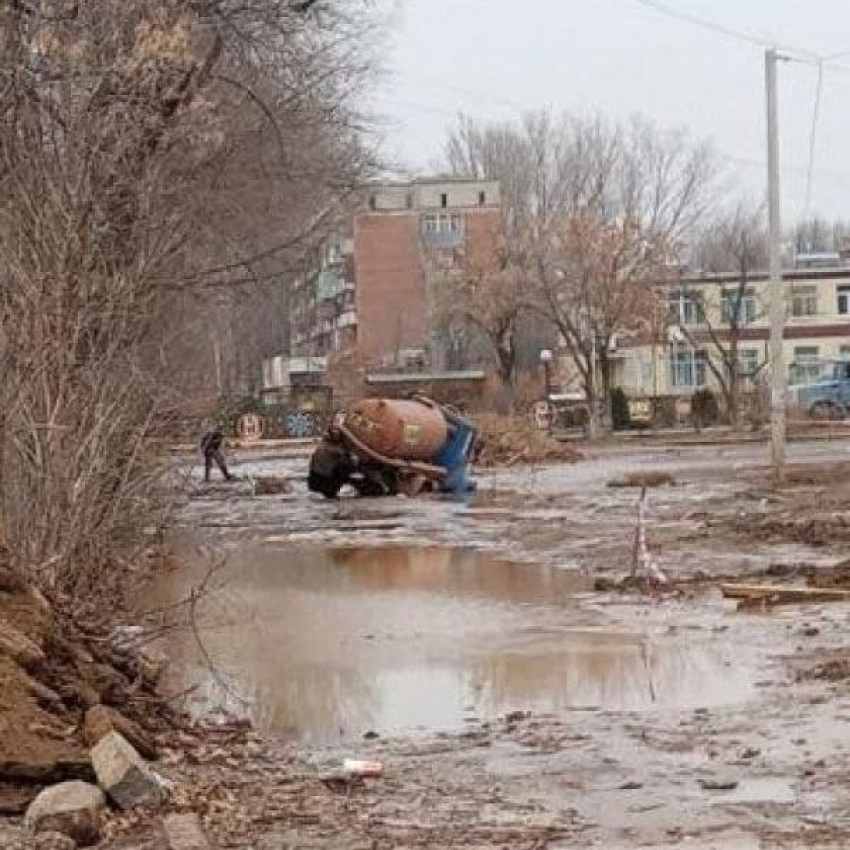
xmin=375 ymin=0 xmax=850 ymax=223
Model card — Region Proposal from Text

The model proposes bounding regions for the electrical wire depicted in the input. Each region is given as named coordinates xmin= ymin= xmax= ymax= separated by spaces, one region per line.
xmin=626 ymin=0 xmax=820 ymax=61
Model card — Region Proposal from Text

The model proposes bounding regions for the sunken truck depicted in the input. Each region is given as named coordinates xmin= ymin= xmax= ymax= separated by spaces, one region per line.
xmin=307 ymin=396 xmax=477 ymax=499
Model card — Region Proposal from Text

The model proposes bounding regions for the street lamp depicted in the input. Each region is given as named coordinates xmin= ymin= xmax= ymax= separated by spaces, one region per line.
xmin=539 ymin=348 xmax=553 ymax=400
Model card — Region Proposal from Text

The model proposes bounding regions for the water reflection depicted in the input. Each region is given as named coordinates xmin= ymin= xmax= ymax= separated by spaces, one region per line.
xmin=144 ymin=544 xmax=751 ymax=741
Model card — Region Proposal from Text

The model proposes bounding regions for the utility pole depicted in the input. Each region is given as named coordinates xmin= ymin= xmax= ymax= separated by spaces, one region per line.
xmin=765 ymin=47 xmax=786 ymax=475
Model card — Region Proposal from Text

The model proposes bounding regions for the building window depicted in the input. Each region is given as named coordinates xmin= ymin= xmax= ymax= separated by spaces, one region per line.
xmin=478 ymin=190 xmax=486 ymax=206
xmin=790 ymin=285 xmax=818 ymax=317
xmin=791 ymin=346 xmax=821 ymax=384
xmin=721 ymin=287 xmax=757 ymax=324
xmin=736 ymin=349 xmax=761 ymax=387
xmin=838 ymin=284 xmax=850 ymax=315
xmin=669 ymin=346 xmax=707 ymax=388
xmin=668 ymin=290 xmax=703 ymax=326
xmin=841 ymin=344 xmax=850 ymax=356
xmin=440 ymin=192 xmax=448 ymax=208
xmin=421 ymin=212 xmax=462 ymax=234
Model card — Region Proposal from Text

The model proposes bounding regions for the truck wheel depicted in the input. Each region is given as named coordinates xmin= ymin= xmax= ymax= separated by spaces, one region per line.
xmin=810 ymin=401 xmax=843 ymax=421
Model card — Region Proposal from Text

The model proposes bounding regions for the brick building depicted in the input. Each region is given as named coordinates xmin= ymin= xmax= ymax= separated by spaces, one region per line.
xmin=354 ymin=178 xmax=501 ymax=368
xmin=288 ymin=177 xmax=501 ymax=372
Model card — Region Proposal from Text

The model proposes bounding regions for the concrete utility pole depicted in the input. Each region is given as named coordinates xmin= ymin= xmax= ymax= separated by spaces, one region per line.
xmin=765 ymin=47 xmax=786 ymax=475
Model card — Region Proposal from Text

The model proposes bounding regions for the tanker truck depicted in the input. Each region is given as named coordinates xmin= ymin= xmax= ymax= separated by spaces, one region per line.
xmin=307 ymin=396 xmax=477 ymax=499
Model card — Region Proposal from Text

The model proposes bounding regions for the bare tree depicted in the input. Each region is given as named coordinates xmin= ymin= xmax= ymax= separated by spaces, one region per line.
xmin=792 ymin=217 xmax=850 ymax=255
xmin=532 ymin=117 xmax=717 ymax=434
xmin=0 ymin=0 xmax=381 ymax=608
xmin=673 ymin=203 xmax=769 ymax=429
xmin=426 ymin=222 xmax=531 ymax=410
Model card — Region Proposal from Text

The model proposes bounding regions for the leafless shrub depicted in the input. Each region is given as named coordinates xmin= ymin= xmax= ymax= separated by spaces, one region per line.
xmin=0 ymin=0 xmax=381 ymax=608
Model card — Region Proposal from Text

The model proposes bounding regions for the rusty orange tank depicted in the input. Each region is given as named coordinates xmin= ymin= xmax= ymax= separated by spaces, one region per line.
xmin=342 ymin=398 xmax=448 ymax=461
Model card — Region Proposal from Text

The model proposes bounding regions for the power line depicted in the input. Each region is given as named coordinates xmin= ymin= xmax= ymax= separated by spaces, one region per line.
xmin=627 ymin=0 xmax=819 ymax=60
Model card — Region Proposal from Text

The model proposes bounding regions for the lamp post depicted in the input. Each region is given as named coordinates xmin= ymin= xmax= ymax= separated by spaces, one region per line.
xmin=540 ymin=348 xmax=553 ymax=400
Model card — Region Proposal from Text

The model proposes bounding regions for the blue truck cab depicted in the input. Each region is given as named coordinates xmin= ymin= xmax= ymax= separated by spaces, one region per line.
xmin=794 ymin=357 xmax=850 ymax=419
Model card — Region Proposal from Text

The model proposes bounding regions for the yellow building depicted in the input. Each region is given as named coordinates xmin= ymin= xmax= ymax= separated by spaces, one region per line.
xmin=611 ymin=265 xmax=850 ymax=408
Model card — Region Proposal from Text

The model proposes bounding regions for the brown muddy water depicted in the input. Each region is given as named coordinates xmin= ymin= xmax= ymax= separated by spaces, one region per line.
xmin=143 ymin=544 xmax=753 ymax=743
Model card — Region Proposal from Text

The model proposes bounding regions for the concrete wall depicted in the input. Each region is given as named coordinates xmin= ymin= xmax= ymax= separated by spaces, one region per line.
xmin=366 ymin=180 xmax=501 ymax=213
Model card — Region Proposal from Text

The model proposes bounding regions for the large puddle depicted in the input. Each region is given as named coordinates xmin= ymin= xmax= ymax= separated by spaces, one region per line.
xmin=143 ymin=544 xmax=753 ymax=742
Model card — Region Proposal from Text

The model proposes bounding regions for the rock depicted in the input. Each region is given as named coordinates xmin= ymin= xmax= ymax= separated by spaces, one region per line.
xmin=24 ymin=781 xmax=105 ymax=846
xmin=162 ymin=813 xmax=211 ymax=850
xmin=90 ymin=732 xmax=166 ymax=810
xmin=138 ymin=645 xmax=169 ymax=686
xmin=34 ymin=831 xmax=77 ymax=850
xmin=83 ymin=706 xmax=157 ymax=760
xmin=252 ymin=475 xmax=291 ymax=496
xmin=0 ymin=622 xmax=45 ymax=667
xmin=698 ymin=776 xmax=739 ymax=791
xmin=607 ymin=471 xmax=675 ymax=489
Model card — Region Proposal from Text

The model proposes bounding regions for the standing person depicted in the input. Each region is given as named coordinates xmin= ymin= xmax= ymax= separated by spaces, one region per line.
xmin=200 ymin=427 xmax=234 ymax=482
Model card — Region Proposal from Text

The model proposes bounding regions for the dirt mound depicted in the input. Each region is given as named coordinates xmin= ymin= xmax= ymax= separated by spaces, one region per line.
xmin=607 ymin=471 xmax=675 ymax=488
xmin=798 ymin=655 xmax=850 ymax=682
xmin=0 ymin=583 xmax=177 ymax=815
xmin=738 ymin=514 xmax=850 ymax=546
xmin=474 ymin=415 xmax=582 ymax=467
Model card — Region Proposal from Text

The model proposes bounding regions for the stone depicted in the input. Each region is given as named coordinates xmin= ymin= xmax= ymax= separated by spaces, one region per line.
xmin=138 ymin=645 xmax=169 ymax=686
xmin=24 ymin=781 xmax=105 ymax=846
xmin=34 ymin=831 xmax=77 ymax=850
xmin=0 ymin=621 xmax=45 ymax=667
xmin=83 ymin=705 xmax=157 ymax=760
xmin=90 ymin=731 xmax=166 ymax=810
xmin=163 ymin=813 xmax=211 ymax=850
xmin=698 ymin=775 xmax=739 ymax=791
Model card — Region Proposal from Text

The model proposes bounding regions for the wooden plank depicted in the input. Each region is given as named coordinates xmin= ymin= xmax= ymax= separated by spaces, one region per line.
xmin=721 ymin=583 xmax=850 ymax=603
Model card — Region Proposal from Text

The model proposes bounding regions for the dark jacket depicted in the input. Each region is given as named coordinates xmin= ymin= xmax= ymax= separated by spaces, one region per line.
xmin=200 ymin=430 xmax=224 ymax=454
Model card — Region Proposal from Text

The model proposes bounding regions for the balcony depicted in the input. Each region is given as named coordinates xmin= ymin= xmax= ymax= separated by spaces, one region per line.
xmin=337 ymin=310 xmax=358 ymax=329
xmin=421 ymin=228 xmax=464 ymax=249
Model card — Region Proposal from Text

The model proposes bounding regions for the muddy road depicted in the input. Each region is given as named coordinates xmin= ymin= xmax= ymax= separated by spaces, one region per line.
xmin=132 ymin=439 xmax=850 ymax=848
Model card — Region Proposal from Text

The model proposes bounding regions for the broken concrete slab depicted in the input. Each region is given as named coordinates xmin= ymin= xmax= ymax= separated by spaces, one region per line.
xmin=90 ymin=731 xmax=166 ymax=810
xmin=24 ymin=780 xmax=105 ymax=846
xmin=163 ymin=812 xmax=212 ymax=850
xmin=83 ymin=705 xmax=157 ymax=760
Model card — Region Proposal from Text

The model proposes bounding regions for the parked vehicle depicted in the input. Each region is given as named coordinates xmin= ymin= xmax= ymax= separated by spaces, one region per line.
xmin=308 ymin=396 xmax=477 ymax=499
xmin=792 ymin=358 xmax=850 ymax=419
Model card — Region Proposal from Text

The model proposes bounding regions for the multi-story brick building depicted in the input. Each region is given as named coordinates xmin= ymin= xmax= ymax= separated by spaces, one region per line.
xmin=288 ymin=177 xmax=502 ymax=371
xmin=354 ymin=178 xmax=501 ymax=368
